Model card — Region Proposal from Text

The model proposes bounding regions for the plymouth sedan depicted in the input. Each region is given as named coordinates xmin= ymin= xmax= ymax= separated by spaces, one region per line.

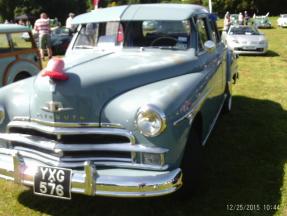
xmin=0 ymin=4 xmax=238 ymax=199
xmin=225 ymin=25 xmax=268 ymax=54
xmin=0 ymin=24 xmax=41 ymax=86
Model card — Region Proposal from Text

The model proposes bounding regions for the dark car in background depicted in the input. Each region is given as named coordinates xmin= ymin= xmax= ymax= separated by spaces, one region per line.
xmin=22 ymin=27 xmax=73 ymax=55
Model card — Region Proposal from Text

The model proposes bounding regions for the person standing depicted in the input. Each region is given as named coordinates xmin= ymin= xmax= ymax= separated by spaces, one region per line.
xmin=223 ymin=12 xmax=231 ymax=31
xmin=34 ymin=12 xmax=52 ymax=60
xmin=66 ymin=13 xmax=75 ymax=33
xmin=244 ymin=11 xmax=250 ymax=25
xmin=222 ymin=12 xmax=231 ymax=43
xmin=238 ymin=12 xmax=244 ymax=25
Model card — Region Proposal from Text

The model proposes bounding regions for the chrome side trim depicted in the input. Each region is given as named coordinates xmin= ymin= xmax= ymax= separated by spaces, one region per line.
xmin=0 ymin=149 xmax=182 ymax=197
xmin=173 ymin=87 xmax=212 ymax=126
xmin=202 ymin=94 xmax=227 ymax=146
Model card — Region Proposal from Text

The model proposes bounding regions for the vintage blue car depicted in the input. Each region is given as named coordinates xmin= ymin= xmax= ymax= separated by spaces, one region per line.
xmin=0 ymin=24 xmax=41 ymax=86
xmin=0 ymin=4 xmax=238 ymax=199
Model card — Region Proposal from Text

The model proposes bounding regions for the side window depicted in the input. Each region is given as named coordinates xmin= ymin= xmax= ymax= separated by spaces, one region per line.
xmin=10 ymin=32 xmax=33 ymax=50
xmin=210 ymin=20 xmax=220 ymax=43
xmin=74 ymin=22 xmax=121 ymax=48
xmin=196 ymin=18 xmax=210 ymax=51
xmin=0 ymin=34 xmax=10 ymax=53
xmin=74 ymin=23 xmax=99 ymax=47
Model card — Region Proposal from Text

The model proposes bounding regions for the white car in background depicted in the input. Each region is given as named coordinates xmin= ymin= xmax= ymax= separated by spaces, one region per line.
xmin=277 ymin=14 xmax=287 ymax=27
xmin=225 ymin=25 xmax=268 ymax=55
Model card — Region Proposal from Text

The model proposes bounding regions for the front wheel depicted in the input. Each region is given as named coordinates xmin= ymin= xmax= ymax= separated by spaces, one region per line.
xmin=177 ymin=124 xmax=203 ymax=198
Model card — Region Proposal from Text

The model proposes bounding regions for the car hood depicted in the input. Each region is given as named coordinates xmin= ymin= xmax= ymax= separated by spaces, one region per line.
xmin=30 ymin=49 xmax=200 ymax=123
xmin=227 ymin=35 xmax=266 ymax=43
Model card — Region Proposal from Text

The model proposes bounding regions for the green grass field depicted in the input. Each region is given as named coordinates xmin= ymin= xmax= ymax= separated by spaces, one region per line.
xmin=0 ymin=18 xmax=286 ymax=216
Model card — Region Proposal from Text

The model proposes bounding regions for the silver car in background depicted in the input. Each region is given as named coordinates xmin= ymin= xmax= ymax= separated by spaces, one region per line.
xmin=225 ymin=25 xmax=268 ymax=55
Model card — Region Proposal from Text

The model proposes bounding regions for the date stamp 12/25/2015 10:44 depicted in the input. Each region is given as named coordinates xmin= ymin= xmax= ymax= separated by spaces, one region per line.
xmin=226 ymin=204 xmax=280 ymax=212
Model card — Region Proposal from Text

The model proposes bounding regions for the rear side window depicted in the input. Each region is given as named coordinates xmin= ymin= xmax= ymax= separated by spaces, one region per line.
xmin=0 ymin=34 xmax=10 ymax=53
xmin=10 ymin=32 xmax=33 ymax=50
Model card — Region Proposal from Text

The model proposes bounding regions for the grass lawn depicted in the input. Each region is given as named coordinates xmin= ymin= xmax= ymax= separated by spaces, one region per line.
xmin=0 ymin=17 xmax=286 ymax=216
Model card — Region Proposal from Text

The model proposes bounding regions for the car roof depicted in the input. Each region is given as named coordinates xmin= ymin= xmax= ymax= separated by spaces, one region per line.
xmin=0 ymin=24 xmax=30 ymax=33
xmin=73 ymin=4 xmax=209 ymax=24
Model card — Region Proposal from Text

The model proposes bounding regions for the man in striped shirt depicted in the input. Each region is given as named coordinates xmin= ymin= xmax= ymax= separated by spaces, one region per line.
xmin=34 ymin=12 xmax=53 ymax=59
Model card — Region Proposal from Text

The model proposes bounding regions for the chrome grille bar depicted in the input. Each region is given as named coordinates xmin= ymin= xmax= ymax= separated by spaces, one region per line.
xmin=0 ymin=133 xmax=168 ymax=154
xmin=8 ymin=121 xmax=136 ymax=144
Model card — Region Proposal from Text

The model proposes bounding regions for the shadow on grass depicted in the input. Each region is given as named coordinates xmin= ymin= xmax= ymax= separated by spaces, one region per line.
xmin=17 ymin=96 xmax=287 ymax=216
xmin=265 ymin=50 xmax=280 ymax=57
xmin=239 ymin=50 xmax=279 ymax=57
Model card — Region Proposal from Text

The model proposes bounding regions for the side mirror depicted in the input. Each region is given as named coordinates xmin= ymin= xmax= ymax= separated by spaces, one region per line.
xmin=204 ymin=40 xmax=216 ymax=53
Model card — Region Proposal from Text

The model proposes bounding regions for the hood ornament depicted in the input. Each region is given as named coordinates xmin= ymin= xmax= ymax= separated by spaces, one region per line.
xmin=41 ymin=58 xmax=69 ymax=81
xmin=42 ymin=101 xmax=74 ymax=113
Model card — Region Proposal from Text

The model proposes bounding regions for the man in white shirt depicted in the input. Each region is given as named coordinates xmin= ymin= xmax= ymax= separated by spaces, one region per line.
xmin=66 ymin=13 xmax=75 ymax=33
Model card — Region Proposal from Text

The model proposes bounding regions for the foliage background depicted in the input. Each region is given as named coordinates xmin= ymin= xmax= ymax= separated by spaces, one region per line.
xmin=0 ymin=0 xmax=287 ymax=23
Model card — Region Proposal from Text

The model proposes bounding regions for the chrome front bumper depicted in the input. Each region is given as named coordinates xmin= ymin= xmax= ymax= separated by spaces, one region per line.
xmin=0 ymin=148 xmax=182 ymax=198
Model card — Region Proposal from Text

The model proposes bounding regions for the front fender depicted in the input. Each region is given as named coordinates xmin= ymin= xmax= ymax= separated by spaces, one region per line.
xmin=0 ymin=78 xmax=34 ymax=133
xmin=101 ymin=72 xmax=204 ymax=168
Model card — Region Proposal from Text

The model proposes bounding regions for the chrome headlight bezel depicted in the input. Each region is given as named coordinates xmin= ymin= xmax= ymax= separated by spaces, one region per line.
xmin=135 ymin=104 xmax=167 ymax=137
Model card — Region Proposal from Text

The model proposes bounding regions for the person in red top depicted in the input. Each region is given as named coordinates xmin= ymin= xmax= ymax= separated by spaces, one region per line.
xmin=34 ymin=12 xmax=53 ymax=60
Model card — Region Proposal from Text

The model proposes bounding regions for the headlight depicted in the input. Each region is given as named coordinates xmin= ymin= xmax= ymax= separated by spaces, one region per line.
xmin=259 ymin=40 xmax=266 ymax=44
xmin=232 ymin=39 xmax=239 ymax=44
xmin=0 ymin=106 xmax=5 ymax=124
xmin=135 ymin=105 xmax=166 ymax=137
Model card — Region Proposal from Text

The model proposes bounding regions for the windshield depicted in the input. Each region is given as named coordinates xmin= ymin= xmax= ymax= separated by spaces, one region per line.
xmin=73 ymin=20 xmax=191 ymax=50
xmin=229 ymin=26 xmax=260 ymax=35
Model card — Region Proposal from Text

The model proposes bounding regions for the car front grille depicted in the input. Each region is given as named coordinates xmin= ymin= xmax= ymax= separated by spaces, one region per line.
xmin=2 ymin=119 xmax=168 ymax=170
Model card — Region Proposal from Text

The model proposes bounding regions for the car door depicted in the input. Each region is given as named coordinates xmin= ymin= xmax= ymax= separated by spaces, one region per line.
xmin=195 ymin=15 xmax=225 ymax=142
